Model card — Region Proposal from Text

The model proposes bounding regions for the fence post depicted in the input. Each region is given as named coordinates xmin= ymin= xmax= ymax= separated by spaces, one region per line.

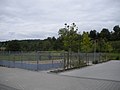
xmin=36 ymin=51 xmax=39 ymax=71
xmin=67 ymin=52 xmax=69 ymax=69
xmin=78 ymin=52 xmax=81 ymax=66
xmin=8 ymin=51 xmax=10 ymax=68
xmin=63 ymin=52 xmax=66 ymax=70
xmin=87 ymin=53 xmax=89 ymax=65
xmin=86 ymin=53 xmax=87 ymax=65
xmin=21 ymin=51 xmax=23 ymax=68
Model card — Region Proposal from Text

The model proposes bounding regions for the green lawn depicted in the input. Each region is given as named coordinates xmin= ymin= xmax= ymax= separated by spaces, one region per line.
xmin=0 ymin=51 xmax=64 ymax=61
xmin=107 ymin=53 xmax=120 ymax=60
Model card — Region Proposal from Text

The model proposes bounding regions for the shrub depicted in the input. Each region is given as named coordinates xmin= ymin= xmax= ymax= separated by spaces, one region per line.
xmin=116 ymin=56 xmax=119 ymax=60
xmin=92 ymin=60 xmax=98 ymax=64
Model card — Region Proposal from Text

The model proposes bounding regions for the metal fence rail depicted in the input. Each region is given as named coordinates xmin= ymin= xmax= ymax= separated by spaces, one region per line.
xmin=0 ymin=51 xmax=106 ymax=71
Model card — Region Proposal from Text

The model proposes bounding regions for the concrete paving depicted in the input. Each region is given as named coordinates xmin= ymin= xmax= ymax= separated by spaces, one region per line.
xmin=0 ymin=83 xmax=19 ymax=90
xmin=0 ymin=60 xmax=120 ymax=90
xmin=60 ymin=60 xmax=120 ymax=82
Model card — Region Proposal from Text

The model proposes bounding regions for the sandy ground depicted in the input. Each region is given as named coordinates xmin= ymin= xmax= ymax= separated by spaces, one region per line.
xmin=21 ymin=59 xmax=63 ymax=64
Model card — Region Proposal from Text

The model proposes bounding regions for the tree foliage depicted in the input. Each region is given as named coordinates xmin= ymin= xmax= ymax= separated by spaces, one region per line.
xmin=0 ymin=24 xmax=120 ymax=53
xmin=81 ymin=32 xmax=92 ymax=53
xmin=100 ymin=28 xmax=110 ymax=40
xmin=113 ymin=25 xmax=120 ymax=40
xmin=89 ymin=30 xmax=98 ymax=39
xmin=6 ymin=40 xmax=21 ymax=51
xmin=58 ymin=23 xmax=78 ymax=51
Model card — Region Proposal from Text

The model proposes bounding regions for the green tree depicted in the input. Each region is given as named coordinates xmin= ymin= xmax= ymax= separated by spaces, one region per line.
xmin=89 ymin=30 xmax=97 ymax=39
xmin=100 ymin=28 xmax=111 ymax=40
xmin=42 ymin=40 xmax=52 ymax=51
xmin=113 ymin=25 xmax=120 ymax=40
xmin=81 ymin=32 xmax=92 ymax=65
xmin=105 ymin=42 xmax=113 ymax=53
xmin=81 ymin=32 xmax=92 ymax=52
xmin=58 ymin=23 xmax=79 ymax=68
xmin=97 ymin=39 xmax=113 ymax=53
xmin=6 ymin=40 xmax=21 ymax=51
xmin=54 ymin=37 xmax=64 ymax=50
xmin=110 ymin=41 xmax=120 ymax=52
xmin=58 ymin=23 xmax=78 ymax=52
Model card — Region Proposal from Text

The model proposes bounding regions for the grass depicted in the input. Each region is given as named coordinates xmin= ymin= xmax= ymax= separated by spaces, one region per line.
xmin=0 ymin=51 xmax=64 ymax=61
xmin=107 ymin=53 xmax=120 ymax=60
xmin=0 ymin=53 xmax=36 ymax=61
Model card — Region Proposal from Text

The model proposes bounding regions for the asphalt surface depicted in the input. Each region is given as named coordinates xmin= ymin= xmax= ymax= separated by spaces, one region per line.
xmin=0 ymin=60 xmax=120 ymax=90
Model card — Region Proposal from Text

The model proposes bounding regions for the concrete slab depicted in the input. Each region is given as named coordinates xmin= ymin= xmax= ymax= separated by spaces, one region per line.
xmin=0 ymin=60 xmax=120 ymax=90
xmin=0 ymin=83 xmax=19 ymax=90
xmin=60 ymin=60 xmax=120 ymax=81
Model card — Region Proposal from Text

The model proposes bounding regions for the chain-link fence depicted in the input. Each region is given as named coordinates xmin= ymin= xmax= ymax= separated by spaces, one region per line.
xmin=0 ymin=51 xmax=107 ymax=71
xmin=0 ymin=51 xmax=64 ymax=71
xmin=63 ymin=52 xmax=107 ymax=70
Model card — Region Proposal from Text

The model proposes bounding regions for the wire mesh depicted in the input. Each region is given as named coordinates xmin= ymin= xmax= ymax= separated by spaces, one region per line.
xmin=0 ymin=51 xmax=106 ymax=71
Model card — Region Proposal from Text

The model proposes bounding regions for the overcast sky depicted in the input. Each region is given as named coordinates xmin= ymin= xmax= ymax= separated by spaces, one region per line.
xmin=0 ymin=0 xmax=120 ymax=41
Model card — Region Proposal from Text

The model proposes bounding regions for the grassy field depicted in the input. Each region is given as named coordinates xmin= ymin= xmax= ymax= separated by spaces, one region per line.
xmin=0 ymin=52 xmax=119 ymax=63
xmin=0 ymin=51 xmax=64 ymax=61
xmin=107 ymin=53 xmax=120 ymax=60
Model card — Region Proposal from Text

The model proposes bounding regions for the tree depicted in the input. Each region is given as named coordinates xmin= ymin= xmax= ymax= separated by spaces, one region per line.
xmin=81 ymin=32 xmax=92 ymax=52
xmin=42 ymin=39 xmax=52 ymax=51
xmin=113 ymin=25 xmax=120 ymax=40
xmin=81 ymin=32 xmax=92 ymax=65
xmin=6 ymin=40 xmax=21 ymax=51
xmin=58 ymin=23 xmax=78 ymax=52
xmin=105 ymin=42 xmax=113 ymax=53
xmin=89 ymin=30 xmax=97 ymax=39
xmin=54 ymin=37 xmax=64 ymax=50
xmin=111 ymin=41 xmax=120 ymax=52
xmin=58 ymin=23 xmax=79 ymax=68
xmin=113 ymin=25 xmax=120 ymax=33
xmin=100 ymin=28 xmax=111 ymax=40
xmin=97 ymin=39 xmax=113 ymax=53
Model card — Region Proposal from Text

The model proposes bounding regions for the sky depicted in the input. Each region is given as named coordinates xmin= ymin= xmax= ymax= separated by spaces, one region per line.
xmin=0 ymin=0 xmax=120 ymax=41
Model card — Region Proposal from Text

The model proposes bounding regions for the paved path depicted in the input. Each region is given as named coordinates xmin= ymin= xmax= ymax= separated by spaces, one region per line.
xmin=0 ymin=60 xmax=120 ymax=90
xmin=0 ymin=83 xmax=19 ymax=90
xmin=60 ymin=60 xmax=120 ymax=82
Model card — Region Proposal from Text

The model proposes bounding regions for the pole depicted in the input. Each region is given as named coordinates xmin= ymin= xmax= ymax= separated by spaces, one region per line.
xmin=36 ymin=51 xmax=39 ymax=71
xmin=94 ymin=39 xmax=96 ymax=62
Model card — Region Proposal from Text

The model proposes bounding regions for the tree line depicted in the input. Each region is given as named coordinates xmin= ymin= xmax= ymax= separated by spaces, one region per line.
xmin=0 ymin=23 xmax=120 ymax=53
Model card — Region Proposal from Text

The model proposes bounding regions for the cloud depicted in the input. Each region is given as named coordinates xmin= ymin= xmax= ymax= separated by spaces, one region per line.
xmin=0 ymin=0 xmax=120 ymax=41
